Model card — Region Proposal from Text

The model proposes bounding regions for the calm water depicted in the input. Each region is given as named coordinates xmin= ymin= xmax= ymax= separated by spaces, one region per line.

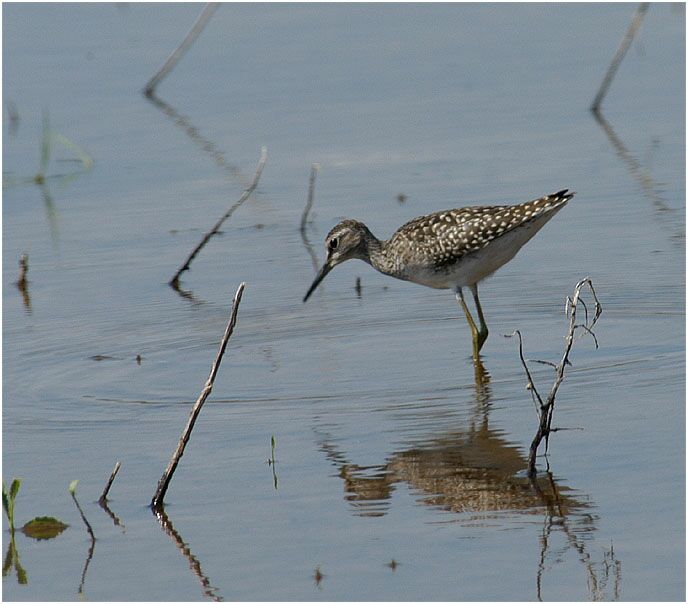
xmin=3 ymin=3 xmax=685 ymax=601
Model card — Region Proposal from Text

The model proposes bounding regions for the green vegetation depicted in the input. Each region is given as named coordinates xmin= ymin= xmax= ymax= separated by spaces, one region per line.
xmin=3 ymin=478 xmax=69 ymax=584
xmin=21 ymin=517 xmax=69 ymax=540
xmin=3 ymin=109 xmax=93 ymax=190
xmin=2 ymin=478 xmax=21 ymax=533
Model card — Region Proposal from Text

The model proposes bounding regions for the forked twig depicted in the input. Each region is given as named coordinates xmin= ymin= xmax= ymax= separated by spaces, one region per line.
xmin=507 ymin=278 xmax=602 ymax=477
xmin=505 ymin=330 xmax=544 ymax=414
xmin=170 ymin=148 xmax=267 ymax=288
xmin=151 ymin=283 xmax=245 ymax=509
xmin=590 ymin=3 xmax=650 ymax=112
xmin=144 ymin=3 xmax=220 ymax=96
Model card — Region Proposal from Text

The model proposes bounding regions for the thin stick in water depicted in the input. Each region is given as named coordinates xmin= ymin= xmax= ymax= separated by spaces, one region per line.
xmin=69 ymin=481 xmax=96 ymax=596
xmin=590 ymin=3 xmax=649 ymax=112
xmin=16 ymin=253 xmax=28 ymax=288
xmin=144 ymin=3 xmax=220 ymax=96
xmin=299 ymin=163 xmax=321 ymax=273
xmin=151 ymin=282 xmax=246 ymax=509
xmin=98 ymin=461 xmax=121 ymax=504
xmin=300 ymin=163 xmax=320 ymax=234
xmin=170 ymin=147 xmax=267 ymax=288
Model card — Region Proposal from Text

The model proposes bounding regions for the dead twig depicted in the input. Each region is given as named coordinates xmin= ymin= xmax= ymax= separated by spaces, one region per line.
xmin=69 ymin=481 xmax=96 ymax=596
xmin=151 ymin=282 xmax=246 ymax=509
xmin=16 ymin=253 xmax=28 ymax=289
xmin=299 ymin=164 xmax=321 ymax=273
xmin=143 ymin=2 xmax=220 ymax=96
xmin=15 ymin=253 xmax=31 ymax=312
xmin=98 ymin=461 xmax=121 ymax=504
xmin=300 ymin=163 xmax=320 ymax=234
xmin=507 ymin=278 xmax=602 ymax=477
xmin=590 ymin=3 xmax=650 ymax=112
xmin=505 ymin=330 xmax=543 ymax=415
xmin=170 ymin=148 xmax=267 ymax=288
xmin=528 ymin=359 xmax=558 ymax=369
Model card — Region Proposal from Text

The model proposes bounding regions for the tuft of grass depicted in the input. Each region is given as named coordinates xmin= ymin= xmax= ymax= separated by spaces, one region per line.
xmin=52 ymin=132 xmax=94 ymax=170
xmin=34 ymin=110 xmax=51 ymax=184
xmin=32 ymin=109 xmax=93 ymax=186
xmin=2 ymin=478 xmax=21 ymax=533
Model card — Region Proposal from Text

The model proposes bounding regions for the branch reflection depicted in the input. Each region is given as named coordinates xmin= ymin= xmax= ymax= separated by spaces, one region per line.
xmin=593 ymin=109 xmax=683 ymax=244
xmin=144 ymin=92 xmax=247 ymax=187
xmin=318 ymin=360 xmax=621 ymax=600
xmin=152 ymin=506 xmax=223 ymax=601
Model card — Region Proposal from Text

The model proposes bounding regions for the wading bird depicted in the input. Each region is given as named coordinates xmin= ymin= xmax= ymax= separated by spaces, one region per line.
xmin=304 ymin=190 xmax=573 ymax=360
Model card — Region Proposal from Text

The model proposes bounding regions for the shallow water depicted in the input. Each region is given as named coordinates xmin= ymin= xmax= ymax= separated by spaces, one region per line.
xmin=3 ymin=3 xmax=685 ymax=601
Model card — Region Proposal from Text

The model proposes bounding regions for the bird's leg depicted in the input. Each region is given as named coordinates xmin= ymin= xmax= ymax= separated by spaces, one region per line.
xmin=456 ymin=287 xmax=481 ymax=360
xmin=469 ymin=283 xmax=489 ymax=352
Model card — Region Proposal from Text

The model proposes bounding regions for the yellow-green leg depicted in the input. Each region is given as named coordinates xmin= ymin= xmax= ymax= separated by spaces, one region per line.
xmin=469 ymin=283 xmax=489 ymax=351
xmin=456 ymin=285 xmax=489 ymax=360
xmin=456 ymin=287 xmax=481 ymax=360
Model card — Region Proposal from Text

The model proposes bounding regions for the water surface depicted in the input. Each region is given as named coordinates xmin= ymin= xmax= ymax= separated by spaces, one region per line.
xmin=3 ymin=3 xmax=684 ymax=600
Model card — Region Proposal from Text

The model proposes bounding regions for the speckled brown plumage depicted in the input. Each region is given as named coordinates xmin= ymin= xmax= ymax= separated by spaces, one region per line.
xmin=391 ymin=191 xmax=569 ymax=263
xmin=309 ymin=189 xmax=572 ymax=291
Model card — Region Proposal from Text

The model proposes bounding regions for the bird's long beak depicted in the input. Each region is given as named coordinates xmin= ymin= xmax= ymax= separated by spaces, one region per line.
xmin=303 ymin=261 xmax=333 ymax=302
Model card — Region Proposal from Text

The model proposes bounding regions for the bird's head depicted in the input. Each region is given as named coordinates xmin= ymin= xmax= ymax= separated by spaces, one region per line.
xmin=303 ymin=220 xmax=372 ymax=302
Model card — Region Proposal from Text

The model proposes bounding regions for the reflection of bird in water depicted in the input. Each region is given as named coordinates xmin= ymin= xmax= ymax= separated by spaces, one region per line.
xmin=316 ymin=355 xmax=619 ymax=599
xmin=323 ymin=424 xmax=589 ymax=520
xmin=317 ymin=401 xmax=619 ymax=599
xmin=304 ymin=190 xmax=573 ymax=360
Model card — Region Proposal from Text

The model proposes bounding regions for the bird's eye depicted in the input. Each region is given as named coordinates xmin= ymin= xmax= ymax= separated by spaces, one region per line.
xmin=328 ymin=237 xmax=339 ymax=252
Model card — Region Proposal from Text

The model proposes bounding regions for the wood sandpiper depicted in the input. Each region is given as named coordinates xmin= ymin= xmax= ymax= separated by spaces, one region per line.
xmin=304 ymin=189 xmax=573 ymax=360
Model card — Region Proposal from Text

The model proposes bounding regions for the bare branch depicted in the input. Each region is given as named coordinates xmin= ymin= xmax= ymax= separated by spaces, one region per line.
xmin=575 ymin=324 xmax=600 ymax=349
xmin=578 ymin=295 xmax=589 ymax=325
xmin=144 ymin=3 xmax=220 ymax=96
xmin=504 ymin=330 xmax=544 ymax=412
xmin=170 ymin=148 xmax=267 ymax=288
xmin=527 ymin=359 xmax=558 ymax=369
xmin=69 ymin=483 xmax=96 ymax=596
xmin=300 ymin=163 xmax=320 ymax=234
xmin=151 ymin=282 xmax=246 ymax=509
xmin=509 ymin=278 xmax=602 ymax=477
xmin=299 ymin=164 xmax=321 ymax=273
xmin=590 ymin=3 xmax=650 ymax=112
xmin=98 ymin=461 xmax=121 ymax=504
xmin=16 ymin=253 xmax=28 ymax=288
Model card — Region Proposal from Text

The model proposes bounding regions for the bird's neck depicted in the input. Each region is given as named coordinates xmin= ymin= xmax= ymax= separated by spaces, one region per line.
xmin=362 ymin=233 xmax=396 ymax=276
